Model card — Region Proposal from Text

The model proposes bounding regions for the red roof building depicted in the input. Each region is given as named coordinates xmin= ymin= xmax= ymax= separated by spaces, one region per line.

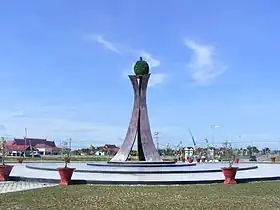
xmin=97 ymin=144 xmax=120 ymax=155
xmin=6 ymin=138 xmax=61 ymax=156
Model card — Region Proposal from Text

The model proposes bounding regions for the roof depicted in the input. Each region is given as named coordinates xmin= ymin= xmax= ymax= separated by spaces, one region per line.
xmin=34 ymin=144 xmax=53 ymax=149
xmin=6 ymin=144 xmax=62 ymax=152
xmin=104 ymin=144 xmax=118 ymax=148
xmin=10 ymin=138 xmax=56 ymax=148
xmin=109 ymin=147 xmax=120 ymax=153
xmin=185 ymin=147 xmax=194 ymax=150
xmin=97 ymin=145 xmax=120 ymax=152
xmin=5 ymin=144 xmax=32 ymax=151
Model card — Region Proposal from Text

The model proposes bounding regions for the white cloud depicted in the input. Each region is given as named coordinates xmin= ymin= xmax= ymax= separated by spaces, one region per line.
xmin=184 ymin=39 xmax=227 ymax=85
xmin=135 ymin=50 xmax=161 ymax=68
xmin=149 ymin=73 xmax=167 ymax=87
xmin=1 ymin=114 xmax=126 ymax=148
xmin=122 ymin=51 xmax=165 ymax=87
xmin=9 ymin=111 xmax=25 ymax=117
xmin=86 ymin=33 xmax=166 ymax=87
xmin=87 ymin=34 xmax=121 ymax=54
xmin=0 ymin=125 xmax=6 ymax=131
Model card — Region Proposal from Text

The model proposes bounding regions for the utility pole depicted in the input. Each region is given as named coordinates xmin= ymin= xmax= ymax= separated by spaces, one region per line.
xmin=154 ymin=132 xmax=159 ymax=152
xmin=1 ymin=137 xmax=4 ymax=165
xmin=24 ymin=128 xmax=27 ymax=157
xmin=210 ymin=124 xmax=220 ymax=145
xmin=69 ymin=138 xmax=72 ymax=152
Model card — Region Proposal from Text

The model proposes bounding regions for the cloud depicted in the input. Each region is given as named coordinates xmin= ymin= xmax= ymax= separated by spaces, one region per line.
xmin=135 ymin=50 xmax=161 ymax=68
xmin=122 ymin=51 xmax=165 ymax=87
xmin=86 ymin=33 xmax=166 ymax=87
xmin=9 ymin=111 xmax=25 ymax=117
xmin=184 ymin=39 xmax=227 ymax=85
xmin=86 ymin=34 xmax=121 ymax=54
xmin=2 ymin=114 xmax=127 ymax=148
xmin=149 ymin=73 xmax=167 ymax=87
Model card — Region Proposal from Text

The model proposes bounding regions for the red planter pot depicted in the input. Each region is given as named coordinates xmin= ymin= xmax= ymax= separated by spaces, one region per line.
xmin=233 ymin=158 xmax=239 ymax=164
xmin=57 ymin=168 xmax=75 ymax=186
xmin=271 ymin=157 xmax=276 ymax=163
xmin=201 ymin=157 xmax=206 ymax=162
xmin=196 ymin=158 xmax=201 ymax=163
xmin=0 ymin=165 xmax=14 ymax=181
xmin=221 ymin=167 xmax=238 ymax=184
xmin=188 ymin=159 xmax=193 ymax=163
xmin=181 ymin=157 xmax=185 ymax=162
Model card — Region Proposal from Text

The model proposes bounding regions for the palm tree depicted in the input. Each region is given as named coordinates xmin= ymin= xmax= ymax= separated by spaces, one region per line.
xmin=247 ymin=145 xmax=259 ymax=156
xmin=251 ymin=146 xmax=259 ymax=155
xmin=262 ymin=147 xmax=270 ymax=154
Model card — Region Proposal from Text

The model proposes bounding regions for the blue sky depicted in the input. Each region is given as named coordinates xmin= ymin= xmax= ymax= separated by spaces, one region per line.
xmin=1 ymin=0 xmax=280 ymax=149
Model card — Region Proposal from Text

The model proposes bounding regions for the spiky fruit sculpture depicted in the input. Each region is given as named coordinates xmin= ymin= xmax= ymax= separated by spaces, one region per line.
xmin=133 ymin=57 xmax=149 ymax=75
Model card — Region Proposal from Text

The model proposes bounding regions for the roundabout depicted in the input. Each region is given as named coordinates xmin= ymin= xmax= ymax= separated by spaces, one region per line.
xmin=7 ymin=162 xmax=280 ymax=185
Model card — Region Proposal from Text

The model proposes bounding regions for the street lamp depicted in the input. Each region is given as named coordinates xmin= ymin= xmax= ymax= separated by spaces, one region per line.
xmin=154 ymin=132 xmax=159 ymax=152
xmin=210 ymin=124 xmax=221 ymax=145
xmin=68 ymin=138 xmax=72 ymax=152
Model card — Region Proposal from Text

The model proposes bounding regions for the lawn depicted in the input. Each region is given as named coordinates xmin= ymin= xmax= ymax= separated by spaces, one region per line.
xmin=1 ymin=182 xmax=280 ymax=210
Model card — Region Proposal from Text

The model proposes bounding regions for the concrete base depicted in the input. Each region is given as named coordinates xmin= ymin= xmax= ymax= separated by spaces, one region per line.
xmin=6 ymin=162 xmax=280 ymax=185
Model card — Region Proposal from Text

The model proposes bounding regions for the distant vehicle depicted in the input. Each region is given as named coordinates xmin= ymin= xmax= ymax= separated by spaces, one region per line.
xmin=26 ymin=152 xmax=41 ymax=158
xmin=249 ymin=156 xmax=257 ymax=161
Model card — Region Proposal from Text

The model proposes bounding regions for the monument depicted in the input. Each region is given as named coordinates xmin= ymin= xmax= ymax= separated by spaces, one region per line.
xmin=110 ymin=57 xmax=162 ymax=162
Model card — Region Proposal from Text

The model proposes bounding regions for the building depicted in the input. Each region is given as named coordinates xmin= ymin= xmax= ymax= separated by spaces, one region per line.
xmin=96 ymin=144 xmax=120 ymax=156
xmin=184 ymin=147 xmax=195 ymax=158
xmin=6 ymin=138 xmax=61 ymax=156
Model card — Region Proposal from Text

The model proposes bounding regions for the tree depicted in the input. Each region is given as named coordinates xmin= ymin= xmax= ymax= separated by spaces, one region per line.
xmin=251 ymin=146 xmax=259 ymax=155
xmin=262 ymin=147 xmax=270 ymax=155
xmin=247 ymin=145 xmax=259 ymax=156
xmin=221 ymin=140 xmax=234 ymax=167
xmin=247 ymin=146 xmax=253 ymax=156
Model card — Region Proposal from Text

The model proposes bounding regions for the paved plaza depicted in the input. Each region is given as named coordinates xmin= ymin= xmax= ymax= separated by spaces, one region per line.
xmin=0 ymin=181 xmax=57 ymax=194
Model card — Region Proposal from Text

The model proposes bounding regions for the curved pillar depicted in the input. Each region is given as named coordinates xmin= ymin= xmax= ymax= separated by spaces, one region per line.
xmin=110 ymin=74 xmax=161 ymax=162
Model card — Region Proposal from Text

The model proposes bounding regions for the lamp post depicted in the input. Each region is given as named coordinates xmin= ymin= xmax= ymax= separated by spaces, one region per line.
xmin=154 ymin=132 xmax=159 ymax=152
xmin=69 ymin=138 xmax=72 ymax=152
xmin=1 ymin=137 xmax=4 ymax=165
xmin=24 ymin=128 xmax=27 ymax=157
xmin=210 ymin=124 xmax=220 ymax=145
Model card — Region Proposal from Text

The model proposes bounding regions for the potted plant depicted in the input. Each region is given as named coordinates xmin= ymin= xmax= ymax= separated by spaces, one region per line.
xmin=221 ymin=141 xmax=238 ymax=184
xmin=17 ymin=156 xmax=24 ymax=163
xmin=181 ymin=155 xmax=185 ymax=162
xmin=0 ymin=137 xmax=14 ymax=181
xmin=195 ymin=150 xmax=202 ymax=163
xmin=233 ymin=150 xmax=240 ymax=163
xmin=201 ymin=152 xmax=207 ymax=162
xmin=57 ymin=141 xmax=75 ymax=186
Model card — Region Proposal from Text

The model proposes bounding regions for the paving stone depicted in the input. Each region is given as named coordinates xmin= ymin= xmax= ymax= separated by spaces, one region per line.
xmin=0 ymin=181 xmax=57 ymax=194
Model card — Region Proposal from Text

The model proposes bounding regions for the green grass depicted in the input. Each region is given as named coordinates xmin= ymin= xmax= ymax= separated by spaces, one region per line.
xmin=1 ymin=182 xmax=280 ymax=209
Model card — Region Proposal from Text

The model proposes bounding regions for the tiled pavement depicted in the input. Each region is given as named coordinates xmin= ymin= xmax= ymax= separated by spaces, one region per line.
xmin=0 ymin=181 xmax=58 ymax=194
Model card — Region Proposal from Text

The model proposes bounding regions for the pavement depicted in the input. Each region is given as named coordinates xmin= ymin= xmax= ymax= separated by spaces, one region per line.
xmin=0 ymin=181 xmax=57 ymax=194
